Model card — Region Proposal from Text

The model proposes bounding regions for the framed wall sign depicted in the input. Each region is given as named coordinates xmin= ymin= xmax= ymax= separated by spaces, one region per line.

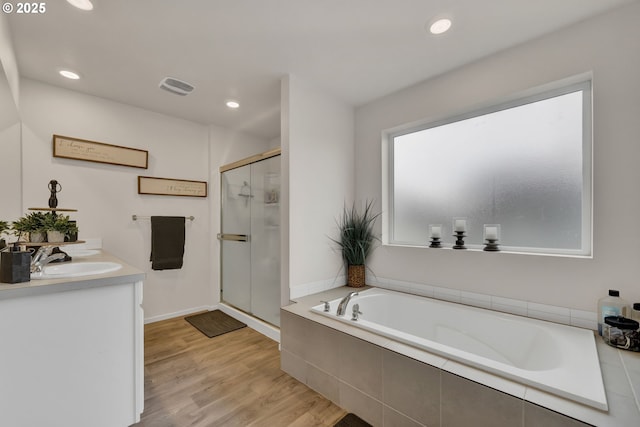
xmin=53 ymin=134 xmax=149 ymax=169
xmin=138 ymin=176 xmax=208 ymax=197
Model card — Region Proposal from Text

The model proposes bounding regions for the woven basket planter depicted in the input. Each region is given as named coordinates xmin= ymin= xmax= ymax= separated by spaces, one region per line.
xmin=347 ymin=264 xmax=366 ymax=288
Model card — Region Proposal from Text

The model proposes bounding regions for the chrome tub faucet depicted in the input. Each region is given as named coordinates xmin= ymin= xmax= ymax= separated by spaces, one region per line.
xmin=337 ymin=291 xmax=359 ymax=316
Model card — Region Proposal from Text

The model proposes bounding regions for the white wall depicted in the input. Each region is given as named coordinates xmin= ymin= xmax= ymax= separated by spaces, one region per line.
xmin=17 ymin=79 xmax=272 ymax=321
xmin=0 ymin=121 xmax=20 ymax=221
xmin=0 ymin=13 xmax=19 ymax=108
xmin=0 ymin=14 xmax=21 ymax=224
xmin=20 ymin=79 xmax=212 ymax=320
xmin=283 ymin=75 xmax=355 ymax=296
xmin=355 ymin=2 xmax=640 ymax=311
xmin=0 ymin=70 xmax=20 ymax=222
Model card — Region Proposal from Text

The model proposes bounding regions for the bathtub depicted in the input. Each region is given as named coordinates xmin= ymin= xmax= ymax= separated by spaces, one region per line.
xmin=311 ymin=288 xmax=608 ymax=411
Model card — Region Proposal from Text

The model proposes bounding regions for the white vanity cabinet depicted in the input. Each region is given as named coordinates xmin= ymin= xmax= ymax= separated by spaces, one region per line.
xmin=0 ymin=253 xmax=144 ymax=427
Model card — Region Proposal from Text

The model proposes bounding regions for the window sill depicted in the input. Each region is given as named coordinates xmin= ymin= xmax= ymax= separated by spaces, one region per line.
xmin=382 ymin=242 xmax=592 ymax=259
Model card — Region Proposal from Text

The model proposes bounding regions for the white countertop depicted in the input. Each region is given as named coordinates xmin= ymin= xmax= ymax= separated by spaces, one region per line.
xmin=0 ymin=250 xmax=145 ymax=300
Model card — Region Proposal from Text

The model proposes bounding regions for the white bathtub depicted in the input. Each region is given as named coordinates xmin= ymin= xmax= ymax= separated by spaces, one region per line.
xmin=311 ymin=288 xmax=608 ymax=411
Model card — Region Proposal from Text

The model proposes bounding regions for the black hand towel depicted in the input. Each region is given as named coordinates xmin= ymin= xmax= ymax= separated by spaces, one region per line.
xmin=150 ymin=216 xmax=185 ymax=270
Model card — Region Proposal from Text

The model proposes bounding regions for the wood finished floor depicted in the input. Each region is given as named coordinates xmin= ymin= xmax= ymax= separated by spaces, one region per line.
xmin=132 ymin=315 xmax=347 ymax=427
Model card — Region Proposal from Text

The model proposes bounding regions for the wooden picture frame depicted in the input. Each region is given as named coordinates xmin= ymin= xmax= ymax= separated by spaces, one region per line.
xmin=53 ymin=135 xmax=149 ymax=169
xmin=138 ymin=176 xmax=208 ymax=198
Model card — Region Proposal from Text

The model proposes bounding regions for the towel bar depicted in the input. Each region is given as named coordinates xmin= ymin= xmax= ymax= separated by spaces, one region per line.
xmin=132 ymin=215 xmax=195 ymax=221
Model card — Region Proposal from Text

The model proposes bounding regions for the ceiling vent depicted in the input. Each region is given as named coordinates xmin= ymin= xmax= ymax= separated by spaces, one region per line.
xmin=159 ymin=77 xmax=195 ymax=96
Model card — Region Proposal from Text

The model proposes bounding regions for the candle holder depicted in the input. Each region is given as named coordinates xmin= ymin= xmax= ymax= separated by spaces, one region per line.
xmin=483 ymin=224 xmax=500 ymax=252
xmin=428 ymin=224 xmax=443 ymax=248
xmin=483 ymin=239 xmax=500 ymax=251
xmin=452 ymin=231 xmax=466 ymax=249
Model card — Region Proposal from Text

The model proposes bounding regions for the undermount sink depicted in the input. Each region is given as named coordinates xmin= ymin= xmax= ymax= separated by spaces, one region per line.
xmin=33 ymin=261 xmax=122 ymax=279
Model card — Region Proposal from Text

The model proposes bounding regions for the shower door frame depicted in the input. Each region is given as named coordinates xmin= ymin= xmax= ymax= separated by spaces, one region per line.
xmin=218 ymin=148 xmax=281 ymax=326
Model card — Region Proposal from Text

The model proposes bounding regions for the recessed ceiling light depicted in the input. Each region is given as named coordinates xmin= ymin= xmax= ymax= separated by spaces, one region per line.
xmin=59 ymin=70 xmax=81 ymax=80
xmin=66 ymin=0 xmax=94 ymax=10
xmin=429 ymin=18 xmax=452 ymax=35
xmin=226 ymin=101 xmax=240 ymax=109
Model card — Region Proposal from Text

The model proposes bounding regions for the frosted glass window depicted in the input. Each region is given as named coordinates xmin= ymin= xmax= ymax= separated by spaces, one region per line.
xmin=388 ymin=81 xmax=591 ymax=255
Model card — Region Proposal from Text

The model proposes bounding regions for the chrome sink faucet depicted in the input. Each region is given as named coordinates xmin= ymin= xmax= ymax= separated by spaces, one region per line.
xmin=31 ymin=247 xmax=66 ymax=274
xmin=336 ymin=291 xmax=359 ymax=316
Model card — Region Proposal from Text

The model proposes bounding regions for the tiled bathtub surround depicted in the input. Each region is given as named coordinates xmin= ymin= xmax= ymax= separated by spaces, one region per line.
xmin=281 ymin=287 xmax=640 ymax=427
xmin=291 ymin=276 xmax=599 ymax=331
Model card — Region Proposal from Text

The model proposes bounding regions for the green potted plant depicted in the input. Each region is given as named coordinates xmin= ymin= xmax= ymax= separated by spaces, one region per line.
xmin=331 ymin=200 xmax=381 ymax=287
xmin=11 ymin=212 xmax=47 ymax=242
xmin=43 ymin=213 xmax=78 ymax=243
xmin=0 ymin=220 xmax=9 ymax=249
xmin=9 ymin=216 xmax=29 ymax=242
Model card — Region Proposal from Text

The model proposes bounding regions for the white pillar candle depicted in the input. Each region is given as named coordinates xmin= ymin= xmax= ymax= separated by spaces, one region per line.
xmin=485 ymin=226 xmax=498 ymax=240
xmin=454 ymin=219 xmax=466 ymax=232
xmin=430 ymin=225 xmax=441 ymax=238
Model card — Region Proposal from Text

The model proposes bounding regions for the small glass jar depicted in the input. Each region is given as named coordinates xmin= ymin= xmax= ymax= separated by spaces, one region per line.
xmin=603 ymin=316 xmax=640 ymax=352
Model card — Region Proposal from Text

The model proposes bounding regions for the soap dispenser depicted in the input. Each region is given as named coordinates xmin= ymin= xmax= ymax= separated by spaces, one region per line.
xmin=0 ymin=243 xmax=31 ymax=283
xmin=598 ymin=290 xmax=629 ymax=335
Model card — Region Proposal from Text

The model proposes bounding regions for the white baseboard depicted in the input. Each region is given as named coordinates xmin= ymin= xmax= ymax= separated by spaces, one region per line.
xmin=144 ymin=305 xmax=217 ymax=324
xmin=218 ymin=303 xmax=281 ymax=343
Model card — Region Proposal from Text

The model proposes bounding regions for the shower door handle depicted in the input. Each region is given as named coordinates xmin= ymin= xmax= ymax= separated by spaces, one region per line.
xmin=217 ymin=233 xmax=249 ymax=242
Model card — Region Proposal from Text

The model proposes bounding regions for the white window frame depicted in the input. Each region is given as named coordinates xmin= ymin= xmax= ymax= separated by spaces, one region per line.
xmin=382 ymin=77 xmax=593 ymax=257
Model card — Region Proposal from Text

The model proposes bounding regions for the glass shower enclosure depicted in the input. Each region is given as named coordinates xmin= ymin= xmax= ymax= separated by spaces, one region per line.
xmin=219 ymin=152 xmax=281 ymax=327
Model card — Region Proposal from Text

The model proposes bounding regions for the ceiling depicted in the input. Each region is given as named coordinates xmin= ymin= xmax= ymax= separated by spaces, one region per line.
xmin=6 ymin=0 xmax=636 ymax=140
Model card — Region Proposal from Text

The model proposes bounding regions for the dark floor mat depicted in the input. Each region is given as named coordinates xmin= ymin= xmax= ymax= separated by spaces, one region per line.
xmin=185 ymin=310 xmax=246 ymax=338
xmin=334 ymin=413 xmax=372 ymax=427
